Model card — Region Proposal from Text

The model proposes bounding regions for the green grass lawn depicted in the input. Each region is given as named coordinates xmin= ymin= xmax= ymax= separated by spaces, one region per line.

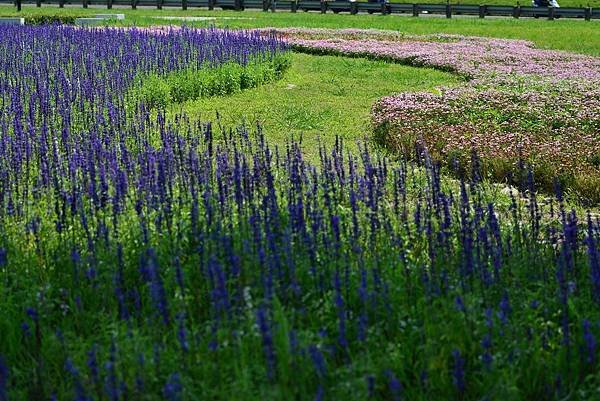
xmin=1 ymin=6 xmax=599 ymax=55
xmin=178 ymin=52 xmax=460 ymax=161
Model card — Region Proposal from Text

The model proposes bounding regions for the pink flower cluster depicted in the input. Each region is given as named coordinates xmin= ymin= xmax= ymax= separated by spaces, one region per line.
xmin=372 ymin=84 xmax=600 ymax=200
xmin=274 ymin=28 xmax=600 ymax=201
xmin=274 ymin=28 xmax=600 ymax=81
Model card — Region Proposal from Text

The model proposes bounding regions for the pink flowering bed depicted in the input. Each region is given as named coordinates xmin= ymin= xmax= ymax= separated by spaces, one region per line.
xmin=373 ymin=84 xmax=600 ymax=200
xmin=274 ymin=28 xmax=600 ymax=81
xmin=275 ymin=28 xmax=600 ymax=203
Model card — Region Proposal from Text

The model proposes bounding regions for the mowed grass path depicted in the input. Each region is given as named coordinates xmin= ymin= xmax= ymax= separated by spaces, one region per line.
xmin=179 ymin=52 xmax=459 ymax=160
xmin=1 ymin=6 xmax=600 ymax=55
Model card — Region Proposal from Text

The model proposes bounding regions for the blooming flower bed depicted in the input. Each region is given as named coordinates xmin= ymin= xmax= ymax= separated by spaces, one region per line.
xmin=0 ymin=25 xmax=285 ymax=130
xmin=0 ymin=25 xmax=599 ymax=401
xmin=373 ymin=83 xmax=600 ymax=201
xmin=275 ymin=28 xmax=600 ymax=81
xmin=277 ymin=28 xmax=600 ymax=203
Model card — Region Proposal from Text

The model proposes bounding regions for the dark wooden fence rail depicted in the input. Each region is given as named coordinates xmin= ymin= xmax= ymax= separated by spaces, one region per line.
xmin=2 ymin=0 xmax=599 ymax=20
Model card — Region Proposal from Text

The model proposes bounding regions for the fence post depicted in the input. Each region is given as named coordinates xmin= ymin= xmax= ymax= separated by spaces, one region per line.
xmin=16 ymin=0 xmax=22 ymax=11
xmin=270 ymin=0 xmax=276 ymax=11
xmin=182 ymin=0 xmax=187 ymax=10
xmin=291 ymin=0 xmax=297 ymax=12
xmin=262 ymin=0 xmax=268 ymax=11
xmin=131 ymin=0 xmax=136 ymax=10
xmin=350 ymin=0 xmax=357 ymax=13
xmin=82 ymin=0 xmax=87 ymax=8
xmin=157 ymin=0 xmax=162 ymax=9
xmin=584 ymin=6 xmax=591 ymax=20
xmin=412 ymin=3 xmax=418 ymax=15
xmin=548 ymin=5 xmax=554 ymax=19
xmin=209 ymin=0 xmax=215 ymax=10
xmin=513 ymin=1 xmax=520 ymax=17
xmin=445 ymin=0 xmax=451 ymax=17
xmin=108 ymin=0 xmax=113 ymax=9
xmin=234 ymin=0 xmax=241 ymax=10
xmin=478 ymin=4 xmax=485 ymax=17
xmin=320 ymin=0 xmax=326 ymax=13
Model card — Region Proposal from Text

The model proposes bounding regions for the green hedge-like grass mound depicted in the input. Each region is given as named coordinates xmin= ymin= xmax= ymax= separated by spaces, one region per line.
xmin=129 ymin=53 xmax=291 ymax=110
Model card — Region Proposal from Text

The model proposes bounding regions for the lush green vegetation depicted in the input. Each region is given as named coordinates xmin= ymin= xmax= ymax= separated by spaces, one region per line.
xmin=0 ymin=9 xmax=599 ymax=401
xmin=130 ymin=53 xmax=291 ymax=109
xmin=180 ymin=52 xmax=459 ymax=160
xmin=14 ymin=12 xmax=87 ymax=24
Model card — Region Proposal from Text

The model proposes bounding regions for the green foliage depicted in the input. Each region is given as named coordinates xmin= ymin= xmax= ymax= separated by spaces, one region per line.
xmin=182 ymin=53 xmax=460 ymax=163
xmin=16 ymin=13 xmax=84 ymax=25
xmin=130 ymin=53 xmax=292 ymax=110
xmin=136 ymin=74 xmax=173 ymax=109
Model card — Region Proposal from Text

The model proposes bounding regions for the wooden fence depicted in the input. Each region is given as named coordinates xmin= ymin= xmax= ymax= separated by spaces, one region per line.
xmin=2 ymin=0 xmax=598 ymax=20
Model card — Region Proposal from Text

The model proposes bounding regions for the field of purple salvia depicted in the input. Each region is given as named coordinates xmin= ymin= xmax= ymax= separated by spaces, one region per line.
xmin=281 ymin=28 xmax=600 ymax=203
xmin=0 ymin=24 xmax=599 ymax=401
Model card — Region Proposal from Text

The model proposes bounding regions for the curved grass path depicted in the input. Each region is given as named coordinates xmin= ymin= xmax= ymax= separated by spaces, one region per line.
xmin=179 ymin=52 xmax=460 ymax=161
